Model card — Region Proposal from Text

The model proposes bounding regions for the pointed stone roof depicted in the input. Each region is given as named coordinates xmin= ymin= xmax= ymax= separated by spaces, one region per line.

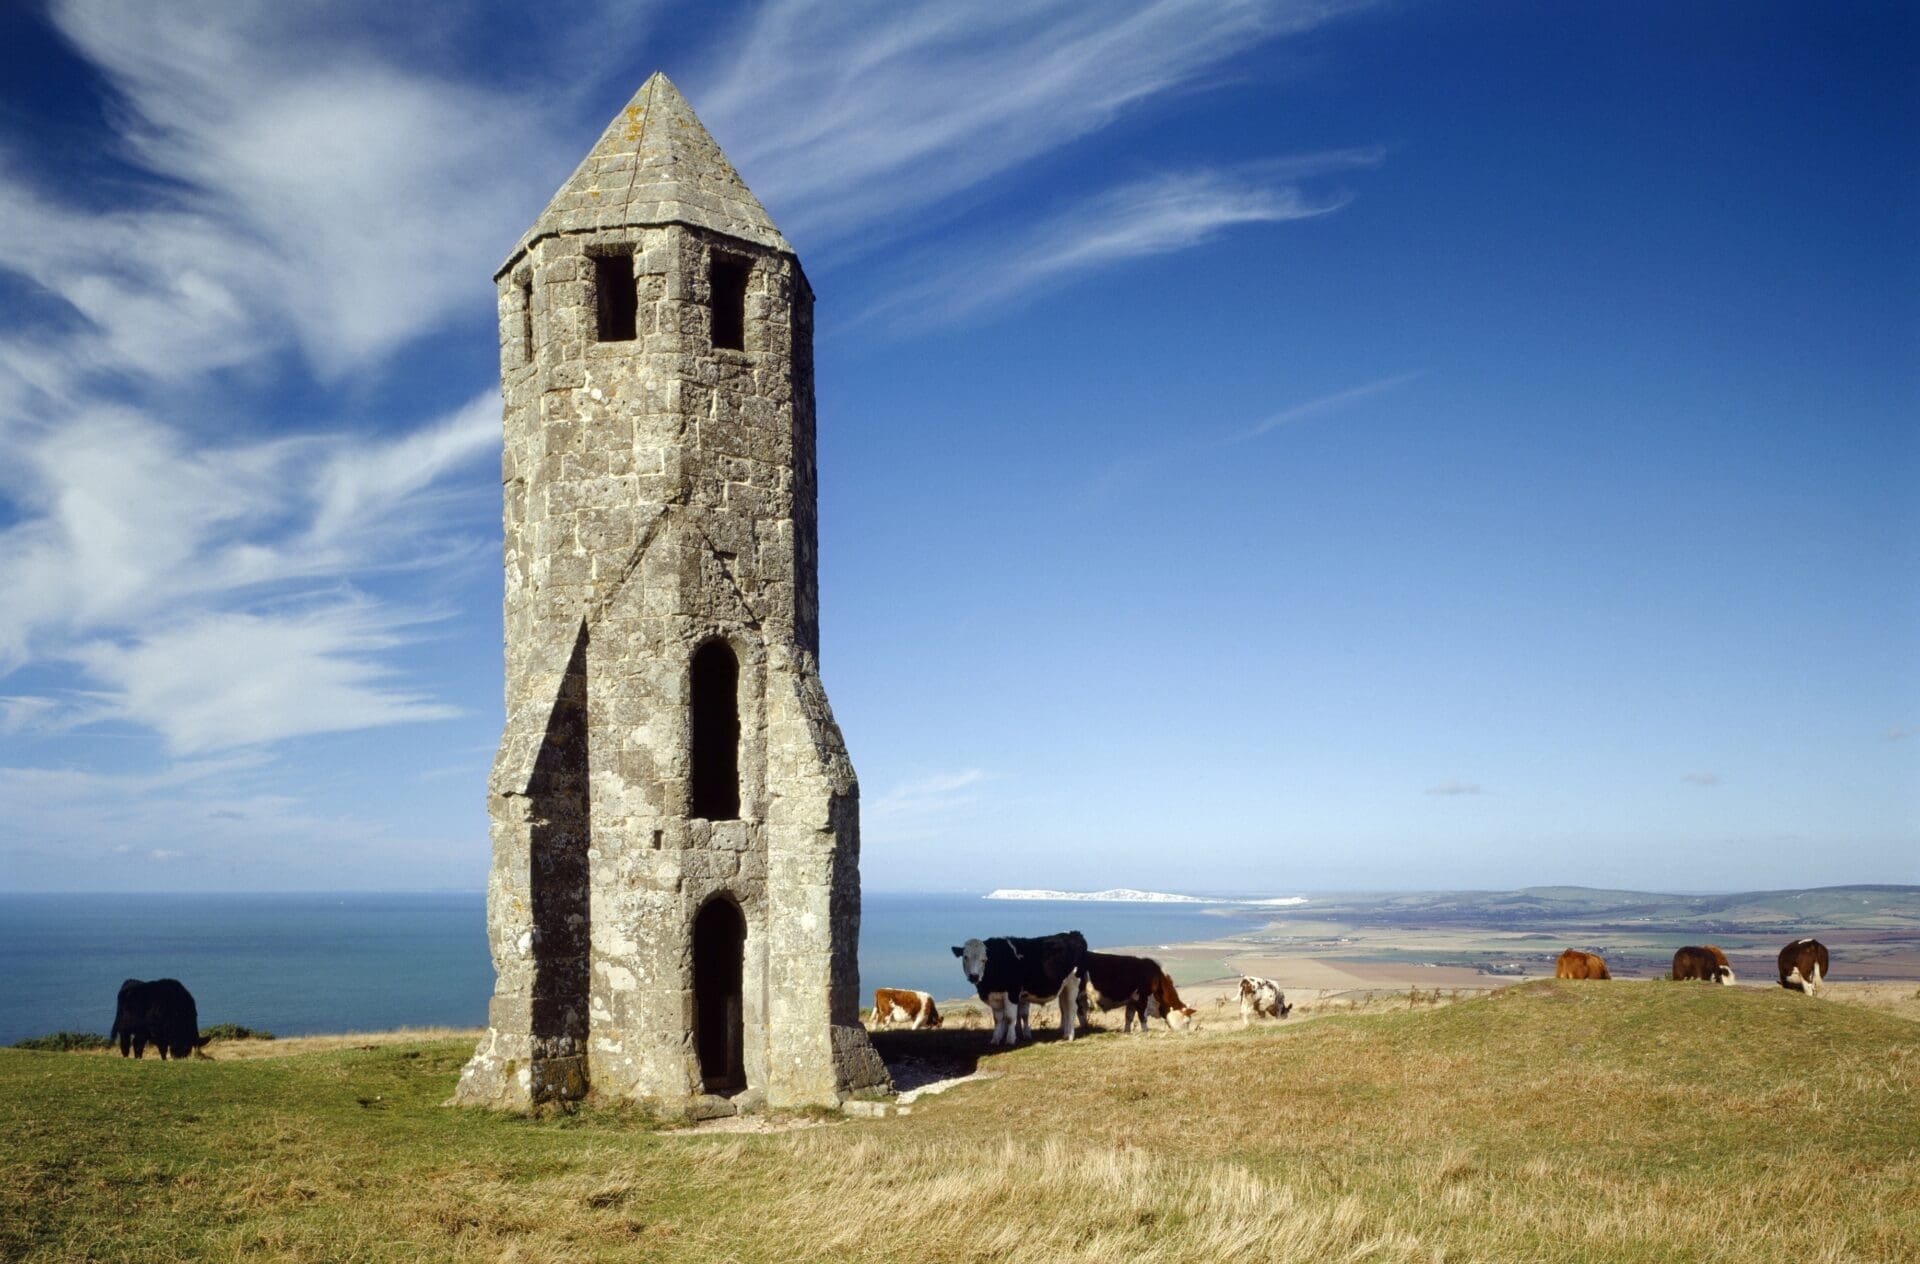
xmin=499 ymin=73 xmax=789 ymax=276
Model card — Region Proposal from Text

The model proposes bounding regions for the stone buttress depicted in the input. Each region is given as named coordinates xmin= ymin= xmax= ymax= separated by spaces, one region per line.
xmin=453 ymin=73 xmax=889 ymax=1112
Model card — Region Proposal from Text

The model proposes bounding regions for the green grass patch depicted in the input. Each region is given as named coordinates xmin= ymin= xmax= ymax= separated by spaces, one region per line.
xmin=3 ymin=983 xmax=1915 ymax=1262
xmin=8 ymin=1032 xmax=112 ymax=1053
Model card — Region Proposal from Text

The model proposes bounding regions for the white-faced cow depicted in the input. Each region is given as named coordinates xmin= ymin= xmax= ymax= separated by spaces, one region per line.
xmin=1671 ymin=946 xmax=1734 ymax=984
xmin=1238 ymin=975 xmax=1292 ymax=1027
xmin=1080 ymin=951 xmax=1198 ymax=1033
xmin=111 ymin=978 xmax=205 ymax=1060
xmin=870 ymin=987 xmax=943 ymax=1030
xmin=1777 ymin=938 xmax=1829 ymax=995
xmin=952 ymin=931 xmax=1086 ymax=1046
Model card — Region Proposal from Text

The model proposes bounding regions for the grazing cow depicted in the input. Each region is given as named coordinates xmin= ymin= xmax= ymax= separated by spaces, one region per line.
xmin=1777 ymin=938 xmax=1829 ymax=995
xmin=952 ymin=931 xmax=1086 ymax=1046
xmin=1238 ymin=975 xmax=1292 ymax=1027
xmin=870 ymin=987 xmax=943 ymax=1030
xmin=111 ymin=978 xmax=205 ymax=1060
xmin=1080 ymin=951 xmax=1197 ymax=1033
xmin=1555 ymin=949 xmax=1612 ymax=980
xmin=1671 ymin=946 xmax=1734 ymax=985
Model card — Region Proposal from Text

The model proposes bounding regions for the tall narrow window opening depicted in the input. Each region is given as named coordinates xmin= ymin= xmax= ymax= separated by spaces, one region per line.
xmin=593 ymin=252 xmax=637 ymax=342
xmin=516 ymin=274 xmax=534 ymax=362
xmin=709 ymin=255 xmax=749 ymax=351
xmin=692 ymin=897 xmax=746 ymax=1095
xmin=689 ymin=639 xmax=740 ymax=820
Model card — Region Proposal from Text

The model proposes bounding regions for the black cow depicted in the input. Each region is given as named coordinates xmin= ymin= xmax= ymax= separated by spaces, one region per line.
xmin=952 ymin=931 xmax=1087 ymax=1045
xmin=111 ymin=978 xmax=205 ymax=1060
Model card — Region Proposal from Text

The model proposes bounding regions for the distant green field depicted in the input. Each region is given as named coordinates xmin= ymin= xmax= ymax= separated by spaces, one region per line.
xmin=4 ymin=983 xmax=1915 ymax=1262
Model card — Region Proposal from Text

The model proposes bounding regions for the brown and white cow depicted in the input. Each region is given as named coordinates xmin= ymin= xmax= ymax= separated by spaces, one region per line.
xmin=870 ymin=988 xmax=942 ymax=1030
xmin=1238 ymin=975 xmax=1292 ymax=1026
xmin=1777 ymin=938 xmax=1829 ymax=995
xmin=1672 ymin=945 xmax=1734 ymax=984
xmin=1555 ymin=949 xmax=1611 ymax=980
xmin=1080 ymin=951 xmax=1197 ymax=1033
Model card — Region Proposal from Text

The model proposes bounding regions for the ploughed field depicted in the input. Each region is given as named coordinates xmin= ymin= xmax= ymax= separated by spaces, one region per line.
xmin=3 ymin=983 xmax=1915 ymax=1263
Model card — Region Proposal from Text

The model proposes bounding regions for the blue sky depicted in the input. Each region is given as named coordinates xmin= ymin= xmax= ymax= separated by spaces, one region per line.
xmin=0 ymin=1 xmax=1912 ymax=894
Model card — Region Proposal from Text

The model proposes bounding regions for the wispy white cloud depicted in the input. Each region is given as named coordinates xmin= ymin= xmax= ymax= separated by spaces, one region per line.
xmin=0 ymin=755 xmax=406 ymax=887
xmin=864 ymin=155 xmax=1378 ymax=326
xmin=699 ymin=0 xmax=1373 ymax=248
xmin=1884 ymin=726 xmax=1913 ymax=742
xmin=1426 ymin=779 xmax=1482 ymax=797
xmin=0 ymin=393 xmax=496 ymax=747
xmin=1682 ymin=772 xmax=1721 ymax=787
xmin=6 ymin=0 xmax=565 ymax=383
xmin=1236 ymin=370 xmax=1424 ymax=440
xmin=867 ymin=768 xmax=990 ymax=840
xmin=73 ymin=601 xmax=461 ymax=755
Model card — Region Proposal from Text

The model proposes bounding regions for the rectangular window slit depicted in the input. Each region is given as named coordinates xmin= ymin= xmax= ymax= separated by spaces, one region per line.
xmin=517 ymin=274 xmax=533 ymax=362
xmin=593 ymin=253 xmax=637 ymax=343
xmin=710 ymin=255 xmax=749 ymax=351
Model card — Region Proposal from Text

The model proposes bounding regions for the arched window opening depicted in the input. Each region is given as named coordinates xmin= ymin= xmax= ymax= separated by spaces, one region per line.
xmin=689 ymin=639 xmax=740 ymax=820
xmin=692 ymin=897 xmax=746 ymax=1095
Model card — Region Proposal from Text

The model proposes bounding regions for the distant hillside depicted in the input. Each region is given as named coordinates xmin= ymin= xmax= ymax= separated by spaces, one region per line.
xmin=1306 ymin=884 xmax=1920 ymax=932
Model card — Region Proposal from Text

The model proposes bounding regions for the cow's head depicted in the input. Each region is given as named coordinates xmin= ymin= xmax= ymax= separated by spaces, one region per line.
xmin=1238 ymin=977 xmax=1255 ymax=1000
xmin=953 ymin=938 xmax=988 ymax=983
xmin=1712 ymin=967 xmax=1735 ymax=986
xmin=923 ymin=1000 xmax=943 ymax=1029
xmin=1276 ymin=995 xmax=1293 ymax=1019
xmin=1167 ymin=1005 xmax=1198 ymax=1032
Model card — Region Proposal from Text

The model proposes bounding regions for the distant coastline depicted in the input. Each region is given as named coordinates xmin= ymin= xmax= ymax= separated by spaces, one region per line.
xmin=985 ymin=888 xmax=1310 ymax=907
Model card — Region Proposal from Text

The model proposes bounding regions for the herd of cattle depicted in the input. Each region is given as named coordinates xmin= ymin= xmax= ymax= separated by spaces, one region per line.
xmin=106 ymin=938 xmax=1839 ymax=1067
xmin=868 ymin=931 xmax=1293 ymax=1045
xmin=1556 ymin=936 xmax=1831 ymax=993
xmin=868 ymin=932 xmax=1837 ymax=1046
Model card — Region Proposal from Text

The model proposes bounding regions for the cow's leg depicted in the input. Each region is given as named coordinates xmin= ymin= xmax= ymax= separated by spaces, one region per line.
xmin=1059 ymin=975 xmax=1080 ymax=1042
xmin=1809 ymin=963 xmax=1823 ymax=996
xmin=987 ymin=994 xmax=1009 ymax=1045
xmin=132 ymin=1033 xmax=147 ymax=1059
xmin=1785 ymin=967 xmax=1805 ymax=993
xmin=117 ymin=1031 xmax=130 ymax=1057
xmin=1014 ymin=998 xmax=1031 ymax=1043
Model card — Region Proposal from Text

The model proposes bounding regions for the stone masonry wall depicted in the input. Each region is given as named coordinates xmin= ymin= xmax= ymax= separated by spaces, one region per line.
xmin=454 ymin=217 xmax=886 ymax=1111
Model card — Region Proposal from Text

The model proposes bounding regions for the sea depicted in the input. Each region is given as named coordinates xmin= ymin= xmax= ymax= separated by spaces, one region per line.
xmin=0 ymin=892 xmax=1267 ymax=1045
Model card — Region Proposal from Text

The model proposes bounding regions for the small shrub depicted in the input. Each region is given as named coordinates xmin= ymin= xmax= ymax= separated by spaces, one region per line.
xmin=11 ymin=1031 xmax=113 ymax=1052
xmin=199 ymin=1024 xmax=275 ymax=1042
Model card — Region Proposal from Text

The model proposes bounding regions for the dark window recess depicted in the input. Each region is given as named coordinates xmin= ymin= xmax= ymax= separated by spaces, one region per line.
xmin=593 ymin=253 xmax=637 ymax=342
xmin=693 ymin=897 xmax=746 ymax=1095
xmin=710 ymin=255 xmax=749 ymax=351
xmin=517 ymin=275 xmax=533 ymax=360
xmin=689 ymin=640 xmax=741 ymax=819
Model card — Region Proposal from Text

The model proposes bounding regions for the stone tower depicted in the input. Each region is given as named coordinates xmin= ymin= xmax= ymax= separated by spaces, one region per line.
xmin=454 ymin=73 xmax=889 ymax=1112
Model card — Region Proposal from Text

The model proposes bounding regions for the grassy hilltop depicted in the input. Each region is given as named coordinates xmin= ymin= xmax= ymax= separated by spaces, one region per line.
xmin=3 ymin=983 xmax=1916 ymax=1263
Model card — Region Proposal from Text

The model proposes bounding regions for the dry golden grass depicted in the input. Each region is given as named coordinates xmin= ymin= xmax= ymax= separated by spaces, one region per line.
xmin=202 ymin=1027 xmax=485 ymax=1060
xmin=5 ymin=983 xmax=1915 ymax=1262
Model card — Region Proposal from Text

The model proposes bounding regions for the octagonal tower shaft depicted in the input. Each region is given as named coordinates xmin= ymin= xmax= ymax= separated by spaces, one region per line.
xmin=454 ymin=74 xmax=887 ymax=1111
